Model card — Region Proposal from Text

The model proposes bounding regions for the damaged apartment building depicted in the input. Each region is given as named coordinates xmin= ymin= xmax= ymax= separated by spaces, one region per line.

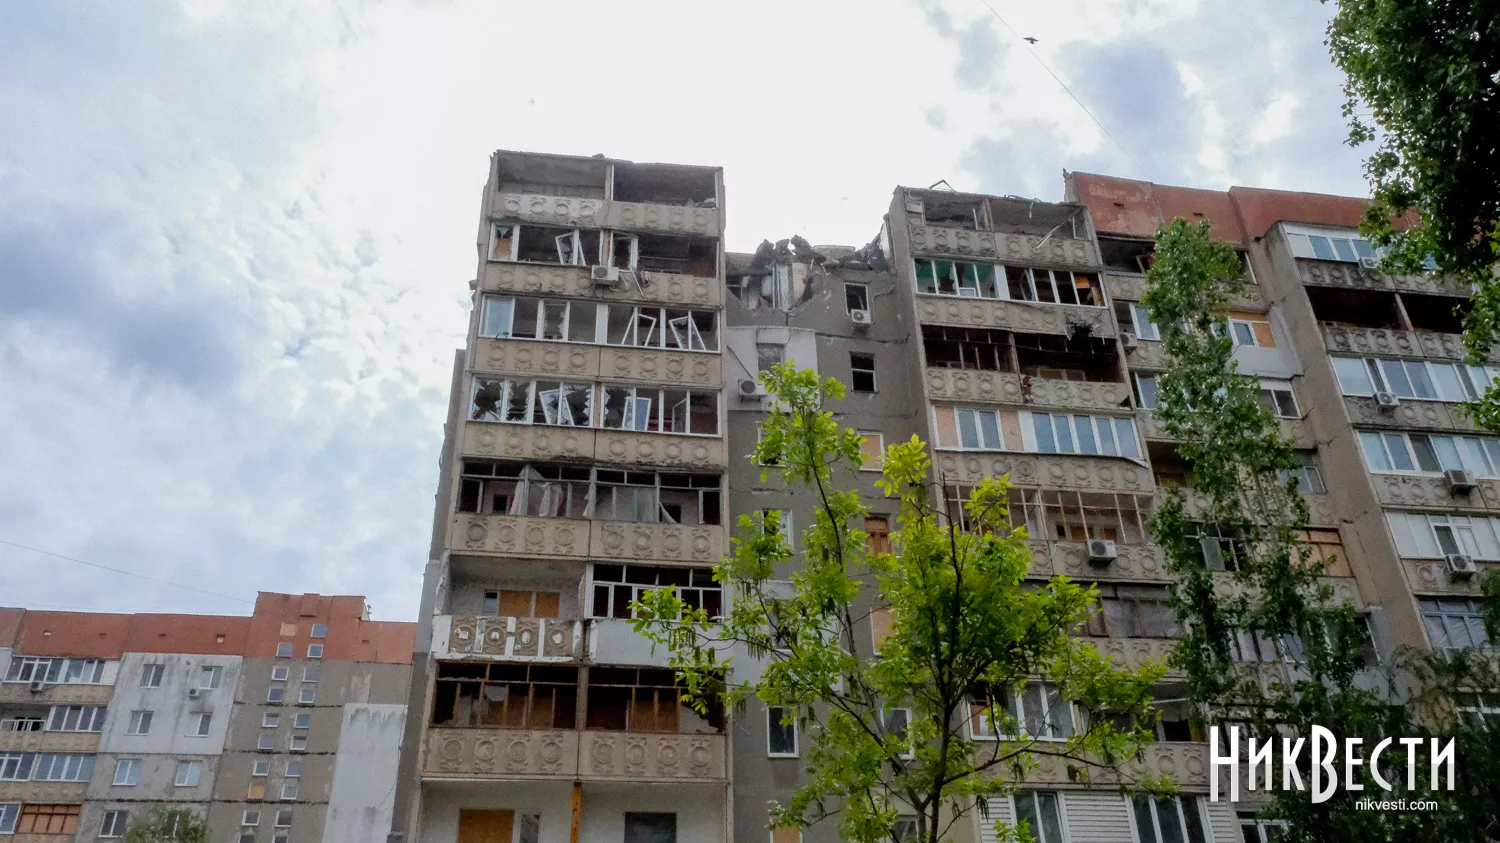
xmin=391 ymin=149 xmax=1490 ymax=843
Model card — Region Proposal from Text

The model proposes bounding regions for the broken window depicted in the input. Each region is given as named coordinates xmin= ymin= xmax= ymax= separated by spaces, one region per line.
xmin=913 ymin=259 xmax=1000 ymax=298
xmin=845 ymin=283 xmax=870 ymax=313
xmin=590 ymin=564 xmax=721 ymax=619
xmin=1014 ymin=332 xmax=1121 ymax=382
xmin=732 ymin=265 xmax=790 ymax=309
xmin=431 ymin=662 xmax=578 ymax=729
xmin=470 ymin=379 xmax=593 ymax=426
xmin=489 ymin=224 xmax=517 ymax=261
xmin=456 ymin=461 xmax=593 ymax=518
xmin=584 ymin=667 xmax=724 ymax=734
xmin=605 ymin=305 xmax=718 ymax=351
xmin=1004 ymin=266 xmax=1103 ymax=306
xmin=480 ymin=590 xmax=560 ymax=619
xmin=757 ymin=343 xmax=785 ymax=374
xmin=509 ymin=224 xmax=603 ymax=265
xmin=636 ymin=233 xmax=718 ymax=278
xmin=997 ymin=488 xmax=1152 ymax=543
xmin=1306 ymin=286 xmax=1404 ymax=330
xmin=610 ymin=162 xmax=716 ymax=207
xmin=922 ymin=325 xmax=1014 ymax=371
xmin=600 ymin=387 xmax=719 ymax=435
xmin=920 ymin=195 xmax=987 ymax=230
xmin=970 ymin=683 xmax=1074 ymax=740
xmin=1279 ymin=452 xmax=1327 ymax=493
xmin=1402 ymin=292 xmax=1467 ymax=334
xmin=486 ymin=297 xmax=600 ymax=343
xmin=850 ymin=353 xmax=877 ymax=392
xmin=1098 ymin=237 xmax=1156 ymax=273
xmin=609 ymin=232 xmax=639 ymax=271
xmin=592 ymin=470 xmax=722 ymax=524
xmin=1086 ymin=585 xmax=1179 ymax=638
xmin=1185 ymin=523 xmax=1251 ymax=572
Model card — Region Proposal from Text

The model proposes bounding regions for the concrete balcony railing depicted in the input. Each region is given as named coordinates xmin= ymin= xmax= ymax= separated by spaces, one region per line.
xmin=1152 ymin=488 xmax=1337 ymax=527
xmin=934 ymin=451 xmax=1153 ymax=494
xmin=924 ymin=369 xmax=1133 ymax=412
xmin=988 ymin=741 xmax=1209 ymax=789
xmin=1298 ymin=258 xmax=1470 ymax=297
xmin=493 ymin=192 xmax=722 ymax=238
xmin=0 ymin=683 xmax=112 ymax=707
xmin=481 ymin=263 xmax=723 ymax=309
xmin=460 ymin=425 xmax=728 ymax=471
xmin=1104 ymin=272 xmax=1263 ymax=309
xmin=906 ymin=224 xmax=1099 ymax=269
xmin=470 ymin=339 xmax=722 ymax=389
xmin=1122 ymin=339 xmax=1165 ymax=370
xmin=450 ymin=515 xmax=725 ymax=565
xmin=1086 ymin=637 xmax=1179 ymax=674
xmin=422 ymin=728 xmax=727 ymax=782
xmin=1319 ymin=323 xmax=1491 ymax=363
xmin=916 ymin=295 xmax=1115 ymax=338
xmin=1403 ymin=557 xmax=1500 ymax=597
xmin=0 ymin=729 xmax=101 ymax=754
xmin=0 ymin=781 xmax=88 ymax=804
xmin=1343 ymin=396 xmax=1473 ymax=431
xmin=1140 ymin=411 xmax=1313 ymax=448
xmin=1027 ymin=540 xmax=1172 ymax=583
xmin=1368 ymin=474 xmax=1500 ymax=513
xmin=432 ymin=616 xmax=582 ymax=662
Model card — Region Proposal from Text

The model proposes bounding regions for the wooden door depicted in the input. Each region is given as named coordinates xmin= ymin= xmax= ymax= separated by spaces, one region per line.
xmin=458 ymin=809 xmax=514 ymax=843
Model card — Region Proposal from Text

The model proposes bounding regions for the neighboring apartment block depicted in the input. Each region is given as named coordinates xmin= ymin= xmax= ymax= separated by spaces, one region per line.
xmin=394 ymin=149 xmax=1487 ymax=843
xmin=0 ymin=593 xmax=412 ymax=843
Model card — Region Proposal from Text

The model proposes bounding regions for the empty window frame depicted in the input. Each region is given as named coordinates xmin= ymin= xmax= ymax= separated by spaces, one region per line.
xmin=969 ymin=683 xmax=1074 ymax=740
xmin=1333 ymin=355 xmax=1499 ymax=403
xmin=607 ymin=305 xmax=718 ymax=351
xmin=1000 ymin=488 xmax=1152 ymax=544
xmin=1279 ymin=452 xmax=1326 ymax=493
xmin=480 ymin=296 xmax=599 ymax=343
xmin=1386 ymin=511 xmax=1500 ymax=559
xmin=1359 ymin=431 xmax=1500 ymax=477
xmin=850 ymin=353 xmax=877 ymax=392
xmin=431 ymin=662 xmax=578 ymax=729
xmin=457 ymin=461 xmax=593 ymax=518
xmin=1026 ymin=411 xmax=1141 ymax=458
xmin=45 ymin=706 xmax=105 ymax=733
xmin=1004 ymin=266 xmax=1103 ymax=306
xmin=600 ymin=386 xmax=719 ymax=435
xmin=766 ymin=706 xmax=798 ymax=757
xmin=756 ymin=343 xmax=785 ymax=374
xmin=585 ymin=667 xmax=724 ymax=733
xmin=921 ymin=325 xmax=1014 ymax=372
xmin=635 ymin=233 xmax=718 ymax=278
xmin=1131 ymin=795 xmax=1208 ymax=843
xmin=1012 ymin=791 xmax=1065 ymax=843
xmin=590 ymin=564 xmax=721 ymax=619
xmin=1256 ymin=379 xmax=1300 ymax=418
xmin=1186 ymin=523 xmax=1251 ymax=572
xmin=2 ymin=657 xmax=105 ymax=684
xmin=1240 ymin=815 xmax=1290 ymax=843
xmin=845 ymin=283 xmax=870 ymax=313
xmin=481 ymin=590 xmax=562 ymax=619
xmin=594 ymin=469 xmax=722 ymax=524
xmin=469 ymin=378 xmax=593 ymax=426
xmin=733 ymin=265 xmax=791 ymax=310
xmin=1086 ymin=585 xmax=1180 ymax=638
xmin=491 ymin=223 xmax=604 ymax=266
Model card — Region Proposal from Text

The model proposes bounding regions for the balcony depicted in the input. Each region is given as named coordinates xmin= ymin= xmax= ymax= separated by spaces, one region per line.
xmin=1367 ymin=474 xmax=1500 ymax=513
xmin=1343 ymin=396 xmax=1474 ymax=432
xmin=1319 ymin=324 xmax=1482 ymax=363
xmin=0 ymin=781 xmax=88 ymax=804
xmin=1402 ymin=557 xmax=1499 ymax=597
xmin=450 ymin=515 xmax=725 ymax=565
xmin=481 ymin=263 xmax=723 ymax=309
xmin=0 ymin=684 xmax=111 ymax=707
xmin=597 ymin=346 xmax=722 ymax=388
xmin=924 ymin=369 xmax=1132 ymax=412
xmin=1028 ymin=540 xmax=1171 ymax=583
xmin=933 ymin=452 xmax=1152 ymax=494
xmin=432 ymin=617 xmax=583 ymax=662
xmin=907 ymin=225 xmax=1098 ymax=269
xmin=1087 ymin=637 xmax=1179 ymax=674
xmin=493 ymin=193 xmax=721 ymax=238
xmin=1122 ymin=339 xmax=1165 ymax=370
xmin=421 ymin=728 xmax=726 ymax=782
xmin=0 ymin=729 xmax=100 ymax=754
xmin=915 ymin=296 xmax=1115 ymax=338
xmin=1298 ymin=258 xmax=1469 ymax=297
xmin=460 ymin=427 xmax=727 ymax=471
xmin=1003 ymin=742 xmax=1209 ymax=788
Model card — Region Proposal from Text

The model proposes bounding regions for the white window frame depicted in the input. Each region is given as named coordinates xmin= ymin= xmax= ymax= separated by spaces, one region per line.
xmin=200 ymin=665 xmax=224 ymax=690
xmin=845 ymin=282 xmax=870 ymax=313
xmin=1258 ymin=379 xmax=1300 ymax=418
xmin=299 ymin=685 xmax=316 ymax=704
xmin=1131 ymin=795 xmax=1207 ymax=843
xmin=310 ymin=624 xmax=327 ymax=639
xmin=1283 ymin=224 xmax=1379 ymax=262
xmin=0 ymin=803 xmax=17 ymax=834
xmin=954 ymin=408 xmax=1004 ymax=450
xmin=113 ymin=758 xmax=141 ymax=786
xmin=1229 ymin=317 xmax=1265 ymax=347
xmin=257 ymin=733 xmax=276 ymax=751
xmin=1360 ymin=430 xmax=1500 ymax=477
xmin=1011 ymin=791 xmax=1067 ymax=843
xmin=294 ymin=713 xmax=312 ymax=730
xmin=267 ymin=686 xmax=285 ymax=704
xmin=275 ymin=809 xmax=294 ymax=828
xmin=243 ymin=809 xmax=262 ymax=826
xmin=766 ymin=705 xmax=799 ymax=757
xmin=1129 ymin=303 xmax=1161 ymax=341
xmin=280 ymin=780 xmax=300 ymax=801
xmin=140 ymin=663 xmax=165 ymax=688
xmin=271 ymin=666 xmax=290 ymax=681
xmin=253 ymin=760 xmax=271 ymax=777
xmin=306 ymin=644 xmax=323 ymax=659
xmin=882 ymin=707 xmax=914 ymax=760
xmin=262 ymin=713 xmax=280 ymax=728
xmin=1334 ymin=356 xmax=1496 ymax=403
xmin=275 ymin=642 xmax=293 ymax=658
xmin=127 ymin=710 xmax=153 ymax=736
xmin=193 ymin=713 xmax=213 ymax=737
xmin=1021 ymin=411 xmax=1141 ymax=459
xmin=969 ymin=683 xmax=1074 ymax=741
xmin=100 ymin=809 xmax=128 ymax=839
xmin=175 ymin=760 xmax=202 ymax=787
xmin=489 ymin=223 xmax=518 ymax=261
xmin=290 ymin=734 xmax=308 ymax=752
xmin=2 ymin=657 xmax=105 ymax=685
xmin=1134 ymin=373 xmax=1159 ymax=409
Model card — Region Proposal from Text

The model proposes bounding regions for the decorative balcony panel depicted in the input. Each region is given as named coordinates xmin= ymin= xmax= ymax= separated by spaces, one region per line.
xmin=1343 ymin=397 xmax=1473 ymax=431
xmin=598 ymin=347 xmax=722 ymax=388
xmin=462 ymin=425 xmax=595 ymax=463
xmin=594 ymin=431 xmax=727 ymax=470
xmin=0 ymin=730 xmax=100 ymax=753
xmin=1123 ymin=341 xmax=1165 ymax=371
xmin=481 ymin=263 xmax=722 ymax=309
xmin=432 ymin=616 xmax=582 ymax=662
xmin=907 ymin=225 xmax=1098 ymax=269
xmin=1303 ymin=494 xmax=1339 ymax=527
xmin=0 ymin=781 xmax=88 ymax=803
xmin=924 ymin=369 xmax=1132 ymax=412
xmin=1369 ymin=475 xmax=1500 ymax=512
xmin=1320 ymin=324 xmax=1485 ymax=363
xmin=1403 ymin=558 xmax=1497 ymax=597
xmin=1088 ymin=638 xmax=1179 ymax=673
xmin=0 ymin=684 xmax=112 ymax=706
xmin=915 ymin=296 xmax=1116 ymax=338
xmin=423 ymin=728 xmax=579 ymax=779
xmin=580 ymin=731 xmax=726 ymax=781
xmin=1209 ymin=574 xmax=1361 ymax=608
xmin=591 ymin=522 xmax=725 ymax=565
xmin=493 ymin=192 xmax=721 ymax=238
xmin=473 ymin=339 xmax=599 ymax=379
xmin=1038 ymin=540 xmax=1172 ymax=582
xmin=1102 ymin=273 xmax=1147 ymax=301
xmin=450 ymin=515 xmax=593 ymax=561
xmin=1138 ymin=411 xmax=1172 ymax=441
xmin=934 ymin=452 xmax=1152 ymax=493
xmin=1281 ymin=418 xmax=1316 ymax=449
xmin=1298 ymin=259 xmax=1470 ymax=297
xmin=1007 ymin=743 xmax=1209 ymax=788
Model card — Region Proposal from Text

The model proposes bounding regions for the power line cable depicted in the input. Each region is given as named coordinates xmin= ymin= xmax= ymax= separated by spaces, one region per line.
xmin=0 ymin=538 xmax=253 ymax=604
xmin=974 ymin=0 xmax=1153 ymax=180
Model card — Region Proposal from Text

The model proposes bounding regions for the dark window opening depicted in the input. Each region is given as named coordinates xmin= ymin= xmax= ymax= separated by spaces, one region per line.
xmin=1098 ymin=237 xmax=1156 ymax=273
xmin=495 ymin=155 xmax=608 ymax=199
xmin=922 ymin=325 xmax=1014 ymax=372
xmin=612 ymin=163 xmax=716 ymax=207
xmin=585 ymin=667 xmax=724 ymax=733
xmin=850 ymin=353 xmax=877 ymax=392
xmin=1147 ymin=442 xmax=1192 ymax=487
xmin=636 ymin=233 xmax=718 ymax=278
xmin=921 ymin=195 xmax=986 ymax=229
xmin=431 ymin=662 xmax=578 ymax=729
xmin=624 ymin=813 xmax=678 ymax=843
xmin=1014 ymin=333 xmax=1122 ymax=383
xmin=1307 ymin=287 xmax=1403 ymax=330
xmin=1402 ymin=292 xmax=1468 ymax=334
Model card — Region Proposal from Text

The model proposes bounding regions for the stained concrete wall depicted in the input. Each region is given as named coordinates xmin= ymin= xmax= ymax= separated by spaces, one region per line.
xmin=323 ymin=703 xmax=407 ymax=843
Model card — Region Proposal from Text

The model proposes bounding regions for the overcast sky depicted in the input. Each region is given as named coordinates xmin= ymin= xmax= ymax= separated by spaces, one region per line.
xmin=0 ymin=0 xmax=1368 ymax=620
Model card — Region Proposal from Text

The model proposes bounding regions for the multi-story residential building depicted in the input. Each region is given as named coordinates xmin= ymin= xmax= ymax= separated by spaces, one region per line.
xmin=0 ymin=593 xmax=411 ymax=843
xmin=397 ymin=151 xmax=1482 ymax=843
xmin=390 ymin=151 xmax=731 ymax=843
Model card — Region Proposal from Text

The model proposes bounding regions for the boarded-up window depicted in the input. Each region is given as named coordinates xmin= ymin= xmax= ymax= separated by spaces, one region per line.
xmin=1228 ymin=311 xmax=1276 ymax=348
xmin=865 ymin=517 xmax=892 ymax=554
xmin=858 ymin=432 xmax=885 ymax=471
xmin=17 ymin=805 xmax=79 ymax=835
xmin=870 ymin=606 xmax=894 ymax=653
xmin=1300 ymin=529 xmax=1349 ymax=575
xmin=771 ymin=827 xmax=802 ymax=843
xmin=482 ymin=590 xmax=561 ymax=619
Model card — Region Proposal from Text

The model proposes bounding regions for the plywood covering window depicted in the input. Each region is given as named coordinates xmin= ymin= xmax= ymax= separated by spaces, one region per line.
xmin=432 ymin=663 xmax=578 ymax=729
xmin=585 ymin=667 xmax=723 ymax=733
xmin=1226 ymin=310 xmax=1275 ymax=348
xmin=481 ymin=590 xmax=560 ymax=619
xmin=16 ymin=804 xmax=79 ymax=835
xmin=864 ymin=517 xmax=892 ymax=554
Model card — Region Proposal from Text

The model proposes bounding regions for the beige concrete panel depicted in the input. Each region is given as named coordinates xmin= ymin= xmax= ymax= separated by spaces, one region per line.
xmin=934 ymin=452 xmax=1153 ymax=493
xmin=590 ymin=522 xmax=724 ymax=565
xmin=916 ymin=296 xmax=1117 ymax=338
xmin=423 ymin=728 xmax=579 ymax=779
xmin=925 ymin=369 xmax=1133 ymax=412
xmin=450 ymin=515 xmax=592 ymax=561
xmin=435 ymin=617 xmax=581 ymax=662
xmin=1403 ymin=558 xmax=1499 ymax=596
xmin=1086 ymin=637 xmax=1179 ymax=674
xmin=1369 ymin=475 xmax=1500 ymax=512
xmin=461 ymin=424 xmax=595 ymax=463
xmin=0 ymin=781 xmax=87 ymax=802
xmin=1343 ymin=397 xmax=1473 ymax=431
xmin=1299 ymin=258 xmax=1470 ymax=297
xmin=493 ymin=193 xmax=721 ymax=238
xmin=579 ymin=731 xmax=726 ymax=781
xmin=598 ymin=347 xmax=721 ymax=388
xmin=481 ymin=263 xmax=722 ymax=309
xmin=907 ymin=225 xmax=1098 ymax=268
xmin=473 ymin=339 xmax=599 ymax=379
xmin=1321 ymin=324 xmax=1476 ymax=362
xmin=0 ymin=730 xmax=99 ymax=753
xmin=593 ymin=431 xmax=727 ymax=470
xmin=0 ymin=684 xmax=112 ymax=706
xmin=1046 ymin=540 xmax=1172 ymax=583
xmin=1123 ymin=340 xmax=1165 ymax=370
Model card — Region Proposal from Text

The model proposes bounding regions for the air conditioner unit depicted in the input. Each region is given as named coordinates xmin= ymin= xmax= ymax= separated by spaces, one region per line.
xmin=1120 ymin=332 xmax=1139 ymax=349
xmin=187 ymin=688 xmax=204 ymax=700
xmin=1446 ymin=553 xmax=1477 ymax=580
xmin=1445 ymin=468 xmax=1477 ymax=494
xmin=590 ymin=265 xmax=620 ymax=285
xmin=850 ymin=309 xmax=872 ymax=329
xmin=1358 ymin=256 xmax=1380 ymax=271
xmin=738 ymin=379 xmax=765 ymax=400
xmin=1086 ymin=539 xmax=1117 ymax=565
xmin=1373 ymin=391 xmax=1401 ymax=410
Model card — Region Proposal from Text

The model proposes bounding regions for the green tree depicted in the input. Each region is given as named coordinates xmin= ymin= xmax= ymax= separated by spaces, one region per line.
xmin=1324 ymin=1 xmax=1500 ymax=428
xmin=122 ymin=807 xmax=208 ymax=843
xmin=633 ymin=363 xmax=1168 ymax=843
